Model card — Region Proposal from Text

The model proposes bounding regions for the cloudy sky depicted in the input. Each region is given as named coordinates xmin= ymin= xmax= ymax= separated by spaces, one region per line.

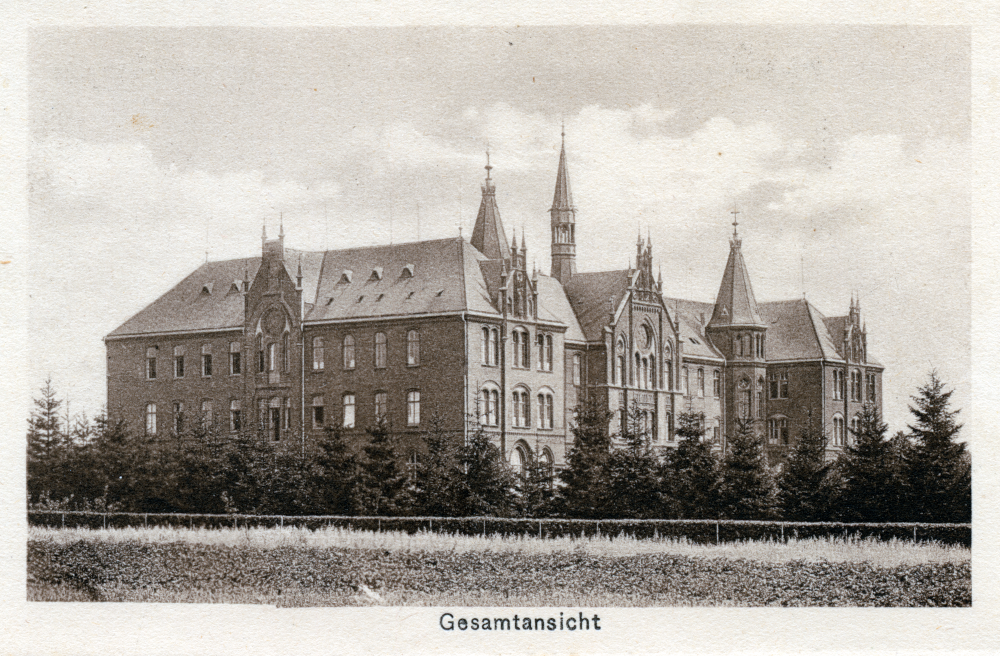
xmin=28 ymin=26 xmax=970 ymax=438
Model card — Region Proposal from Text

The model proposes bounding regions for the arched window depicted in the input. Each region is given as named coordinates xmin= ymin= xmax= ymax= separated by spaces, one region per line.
xmin=512 ymin=387 xmax=530 ymax=428
xmin=173 ymin=401 xmax=184 ymax=434
xmin=510 ymin=443 xmax=527 ymax=477
xmin=832 ymin=414 xmax=846 ymax=446
xmin=342 ymin=393 xmax=355 ymax=428
xmin=407 ymin=330 xmax=420 ymax=366
xmin=174 ymin=345 xmax=185 ymax=378
xmin=768 ymin=417 xmax=789 ymax=445
xmin=229 ymin=400 xmax=241 ymax=432
xmin=642 ymin=357 xmax=650 ymax=389
xmin=572 ymin=353 xmax=582 ymax=386
xmin=850 ymin=414 xmax=860 ymax=442
xmin=738 ymin=378 xmax=751 ymax=419
xmin=282 ymin=332 xmax=290 ymax=372
xmin=713 ymin=370 xmax=721 ymax=397
xmin=374 ymin=332 xmax=387 ymax=369
xmin=257 ymin=334 xmax=265 ymax=373
xmin=634 ymin=352 xmax=640 ymax=387
xmin=312 ymin=337 xmax=325 ymax=371
xmin=698 ymin=368 xmax=705 ymax=397
xmin=867 ymin=373 xmax=877 ymax=402
xmin=537 ymin=391 xmax=554 ymax=429
xmin=851 ymin=370 xmax=862 ymax=401
xmin=757 ymin=376 xmax=765 ymax=418
xmin=512 ymin=328 xmax=530 ymax=368
xmin=267 ymin=342 xmax=277 ymax=372
xmin=312 ymin=395 xmax=324 ymax=429
xmin=479 ymin=385 xmax=499 ymax=426
xmin=545 ymin=334 xmax=553 ymax=371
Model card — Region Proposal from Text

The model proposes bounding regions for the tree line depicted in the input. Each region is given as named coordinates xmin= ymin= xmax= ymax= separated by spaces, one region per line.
xmin=27 ymin=373 xmax=970 ymax=523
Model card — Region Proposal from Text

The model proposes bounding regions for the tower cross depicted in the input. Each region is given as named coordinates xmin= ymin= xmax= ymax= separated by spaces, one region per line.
xmin=730 ymin=209 xmax=740 ymax=236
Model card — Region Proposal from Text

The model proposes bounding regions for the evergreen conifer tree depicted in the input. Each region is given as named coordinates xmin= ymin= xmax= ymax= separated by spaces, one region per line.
xmin=777 ymin=415 xmax=834 ymax=521
xmin=905 ymin=372 xmax=970 ymax=522
xmin=27 ymin=378 xmax=67 ymax=503
xmin=519 ymin=447 xmax=555 ymax=517
xmin=834 ymin=404 xmax=903 ymax=521
xmin=718 ymin=418 xmax=777 ymax=519
xmin=603 ymin=403 xmax=662 ymax=519
xmin=662 ymin=412 xmax=721 ymax=519
xmin=311 ymin=424 xmax=359 ymax=515
xmin=459 ymin=425 xmax=517 ymax=516
xmin=409 ymin=417 xmax=464 ymax=516
xmin=557 ymin=399 xmax=613 ymax=518
xmin=353 ymin=419 xmax=407 ymax=516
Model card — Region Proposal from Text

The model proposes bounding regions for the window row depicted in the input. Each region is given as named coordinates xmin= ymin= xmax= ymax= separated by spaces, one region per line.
xmin=733 ymin=332 xmax=765 ymax=358
xmin=832 ymin=368 xmax=876 ymax=402
xmin=479 ymin=386 xmax=555 ymax=429
xmin=145 ymin=342 xmax=243 ymax=380
xmin=311 ymin=330 xmax=420 ymax=371
xmin=831 ymin=414 xmax=860 ymax=447
xmin=507 ymin=328 xmax=555 ymax=371
xmin=679 ymin=366 xmax=722 ymax=398
xmin=144 ymin=399 xmax=244 ymax=435
xmin=309 ymin=390 xmax=421 ymax=429
xmin=256 ymin=334 xmax=291 ymax=375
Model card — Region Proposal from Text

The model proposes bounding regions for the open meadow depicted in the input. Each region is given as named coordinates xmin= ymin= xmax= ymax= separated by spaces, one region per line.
xmin=28 ymin=525 xmax=970 ymax=606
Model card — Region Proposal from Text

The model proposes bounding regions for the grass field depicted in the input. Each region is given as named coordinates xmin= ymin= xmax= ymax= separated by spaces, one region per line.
xmin=28 ymin=526 xmax=971 ymax=606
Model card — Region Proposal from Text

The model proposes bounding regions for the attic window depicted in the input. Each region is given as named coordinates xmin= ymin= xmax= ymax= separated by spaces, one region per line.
xmin=201 ymin=282 xmax=214 ymax=295
xmin=435 ymin=289 xmax=444 ymax=297
xmin=227 ymin=281 xmax=241 ymax=295
xmin=376 ymin=294 xmax=385 ymax=302
xmin=406 ymin=291 xmax=415 ymax=299
xmin=339 ymin=270 xmax=353 ymax=284
xmin=370 ymin=267 xmax=383 ymax=281
xmin=690 ymin=337 xmax=701 ymax=345
xmin=357 ymin=295 xmax=365 ymax=303
xmin=326 ymin=298 xmax=334 ymax=306
xmin=401 ymin=264 xmax=415 ymax=279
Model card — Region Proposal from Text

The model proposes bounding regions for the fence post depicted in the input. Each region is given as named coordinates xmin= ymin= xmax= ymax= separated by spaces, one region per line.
xmin=483 ymin=519 xmax=486 ymax=537
xmin=103 ymin=514 xmax=106 ymax=530
xmin=716 ymin=521 xmax=719 ymax=544
xmin=144 ymin=514 xmax=147 ymax=529
xmin=378 ymin=518 xmax=381 ymax=532
xmin=539 ymin=520 xmax=542 ymax=539
xmin=913 ymin=526 xmax=917 ymax=543
xmin=61 ymin=513 xmax=65 ymax=529
xmin=781 ymin=524 xmax=784 ymax=543
xmin=280 ymin=516 xmax=283 ymax=529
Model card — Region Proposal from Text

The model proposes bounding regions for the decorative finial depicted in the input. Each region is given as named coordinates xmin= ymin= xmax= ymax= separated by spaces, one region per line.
xmin=485 ymin=145 xmax=492 ymax=180
xmin=561 ymin=120 xmax=566 ymax=143
xmin=279 ymin=213 xmax=284 ymax=238
xmin=731 ymin=208 xmax=740 ymax=237
xmin=262 ymin=219 xmax=267 ymax=242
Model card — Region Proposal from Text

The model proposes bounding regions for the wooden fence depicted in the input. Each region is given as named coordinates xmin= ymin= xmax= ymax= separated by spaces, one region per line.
xmin=27 ymin=511 xmax=971 ymax=546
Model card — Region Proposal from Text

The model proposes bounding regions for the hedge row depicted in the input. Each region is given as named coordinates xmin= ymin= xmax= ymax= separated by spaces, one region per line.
xmin=28 ymin=511 xmax=971 ymax=546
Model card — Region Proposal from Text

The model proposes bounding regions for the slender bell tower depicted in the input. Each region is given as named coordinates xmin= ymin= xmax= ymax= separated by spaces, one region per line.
xmin=550 ymin=126 xmax=577 ymax=285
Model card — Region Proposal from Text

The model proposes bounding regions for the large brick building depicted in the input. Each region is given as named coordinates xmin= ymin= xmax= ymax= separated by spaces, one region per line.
xmin=105 ymin=133 xmax=883 ymax=470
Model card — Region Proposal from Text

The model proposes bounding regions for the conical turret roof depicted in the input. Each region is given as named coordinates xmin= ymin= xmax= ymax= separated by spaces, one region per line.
xmin=709 ymin=235 xmax=764 ymax=327
xmin=470 ymin=156 xmax=511 ymax=261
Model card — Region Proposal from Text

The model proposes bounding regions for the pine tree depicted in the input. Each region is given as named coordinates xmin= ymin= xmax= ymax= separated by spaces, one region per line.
xmin=834 ymin=404 xmax=903 ymax=521
xmin=557 ymin=399 xmax=613 ymax=518
xmin=905 ymin=372 xmax=970 ymax=523
xmin=777 ymin=415 xmax=834 ymax=521
xmin=409 ymin=417 xmax=464 ymax=516
xmin=603 ymin=402 xmax=662 ymax=519
xmin=519 ymin=447 xmax=555 ymax=517
xmin=26 ymin=378 xmax=67 ymax=503
xmin=718 ymin=418 xmax=776 ymax=520
xmin=311 ymin=424 xmax=359 ymax=515
xmin=458 ymin=425 xmax=517 ymax=517
xmin=662 ymin=412 xmax=721 ymax=519
xmin=353 ymin=419 xmax=408 ymax=516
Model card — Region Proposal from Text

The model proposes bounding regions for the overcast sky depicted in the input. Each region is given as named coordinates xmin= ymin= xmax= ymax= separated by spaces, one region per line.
xmin=28 ymin=26 xmax=970 ymax=438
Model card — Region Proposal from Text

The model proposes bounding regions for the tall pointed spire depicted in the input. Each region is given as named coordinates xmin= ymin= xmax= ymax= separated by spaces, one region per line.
xmin=550 ymin=127 xmax=577 ymax=284
xmin=708 ymin=214 xmax=764 ymax=327
xmin=470 ymin=150 xmax=511 ymax=261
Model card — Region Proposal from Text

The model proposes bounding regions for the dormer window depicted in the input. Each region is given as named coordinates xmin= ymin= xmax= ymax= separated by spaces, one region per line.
xmin=201 ymin=282 xmax=213 ymax=295
xmin=401 ymin=264 xmax=415 ymax=279
xmin=227 ymin=280 xmax=242 ymax=295
xmin=406 ymin=291 xmax=415 ymax=299
xmin=435 ymin=289 xmax=444 ymax=297
xmin=376 ymin=294 xmax=385 ymax=302
xmin=370 ymin=267 xmax=383 ymax=281
xmin=357 ymin=295 xmax=364 ymax=303
xmin=339 ymin=270 xmax=353 ymax=284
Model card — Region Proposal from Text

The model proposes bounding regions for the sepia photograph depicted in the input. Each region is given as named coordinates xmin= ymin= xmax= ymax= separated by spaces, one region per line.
xmin=21 ymin=21 xmax=977 ymax=624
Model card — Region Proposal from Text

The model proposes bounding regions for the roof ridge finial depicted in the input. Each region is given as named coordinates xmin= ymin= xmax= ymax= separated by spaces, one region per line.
xmin=262 ymin=218 xmax=267 ymax=242
xmin=485 ymin=143 xmax=492 ymax=180
xmin=561 ymin=119 xmax=566 ymax=145
xmin=279 ymin=213 xmax=284 ymax=238
xmin=730 ymin=207 xmax=740 ymax=239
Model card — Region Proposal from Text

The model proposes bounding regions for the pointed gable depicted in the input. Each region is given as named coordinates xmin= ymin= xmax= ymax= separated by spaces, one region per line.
xmin=708 ymin=236 xmax=764 ymax=327
xmin=470 ymin=158 xmax=511 ymax=261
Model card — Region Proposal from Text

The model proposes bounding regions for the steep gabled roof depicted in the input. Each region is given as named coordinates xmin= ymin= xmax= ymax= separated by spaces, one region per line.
xmin=662 ymin=297 xmax=725 ymax=360
xmin=306 ymin=237 xmax=496 ymax=322
xmin=563 ymin=270 xmax=631 ymax=342
xmin=108 ymin=257 xmax=261 ymax=337
xmin=708 ymin=237 xmax=764 ymax=327
xmin=535 ymin=273 xmax=585 ymax=342
xmin=758 ymin=299 xmax=841 ymax=361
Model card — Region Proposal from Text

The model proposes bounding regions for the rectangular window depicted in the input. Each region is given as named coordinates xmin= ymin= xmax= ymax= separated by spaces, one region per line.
xmin=173 ymin=401 xmax=184 ymax=433
xmin=312 ymin=395 xmax=325 ymax=428
xmin=780 ymin=373 xmax=789 ymax=399
xmin=201 ymin=400 xmax=213 ymax=426
xmin=202 ymin=344 xmax=212 ymax=377
xmin=375 ymin=333 xmax=387 ymax=369
xmin=343 ymin=394 xmax=356 ymax=428
xmin=683 ymin=367 xmax=689 ymax=396
xmin=867 ymin=373 xmax=877 ymax=402
xmin=537 ymin=393 xmax=554 ymax=429
xmin=145 ymin=403 xmax=157 ymax=435
xmin=407 ymin=390 xmax=420 ymax=426
xmin=833 ymin=369 xmax=844 ymax=401
xmin=229 ymin=341 xmax=241 ymax=375
xmin=313 ymin=337 xmax=325 ymax=370
xmin=268 ymin=343 xmax=277 ymax=372
xmin=407 ymin=330 xmax=420 ymax=366
xmin=230 ymin=400 xmax=241 ymax=432
xmin=713 ymin=425 xmax=720 ymax=443
xmin=572 ymin=353 xmax=581 ymax=386
xmin=146 ymin=347 xmax=157 ymax=379
xmin=174 ymin=346 xmax=185 ymax=378
xmin=343 ymin=335 xmax=355 ymax=370
xmin=713 ymin=370 xmax=721 ymax=397
xmin=698 ymin=369 xmax=705 ymax=397
xmin=374 ymin=391 xmax=387 ymax=421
